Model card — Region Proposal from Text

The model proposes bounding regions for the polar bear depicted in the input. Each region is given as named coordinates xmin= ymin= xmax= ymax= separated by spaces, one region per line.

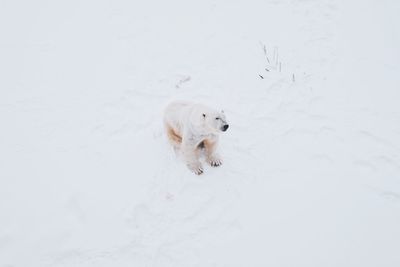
xmin=164 ymin=101 xmax=229 ymax=175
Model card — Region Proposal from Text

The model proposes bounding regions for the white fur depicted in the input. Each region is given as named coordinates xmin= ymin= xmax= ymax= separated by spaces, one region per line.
xmin=164 ymin=101 xmax=229 ymax=174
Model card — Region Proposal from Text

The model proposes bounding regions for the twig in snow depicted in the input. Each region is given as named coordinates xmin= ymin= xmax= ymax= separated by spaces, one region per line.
xmin=292 ymin=74 xmax=295 ymax=82
xmin=260 ymin=42 xmax=270 ymax=63
xmin=273 ymin=47 xmax=279 ymax=67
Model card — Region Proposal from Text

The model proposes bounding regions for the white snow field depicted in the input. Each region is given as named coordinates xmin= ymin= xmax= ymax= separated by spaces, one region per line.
xmin=1 ymin=0 xmax=400 ymax=266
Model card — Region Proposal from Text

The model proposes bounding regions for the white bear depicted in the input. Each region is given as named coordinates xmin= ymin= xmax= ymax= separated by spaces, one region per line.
xmin=163 ymin=101 xmax=229 ymax=175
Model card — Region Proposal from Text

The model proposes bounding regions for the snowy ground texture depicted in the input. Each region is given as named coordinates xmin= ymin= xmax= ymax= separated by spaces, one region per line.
xmin=1 ymin=0 xmax=400 ymax=266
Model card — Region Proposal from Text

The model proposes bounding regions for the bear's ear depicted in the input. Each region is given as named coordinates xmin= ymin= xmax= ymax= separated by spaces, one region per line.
xmin=221 ymin=110 xmax=224 ymax=113
xmin=202 ymin=113 xmax=206 ymax=118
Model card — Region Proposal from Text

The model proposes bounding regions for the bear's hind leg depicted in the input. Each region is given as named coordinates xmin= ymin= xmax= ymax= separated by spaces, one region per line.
xmin=165 ymin=124 xmax=182 ymax=150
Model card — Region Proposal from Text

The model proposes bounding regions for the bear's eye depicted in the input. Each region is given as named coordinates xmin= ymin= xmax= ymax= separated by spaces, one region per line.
xmin=215 ymin=118 xmax=220 ymax=120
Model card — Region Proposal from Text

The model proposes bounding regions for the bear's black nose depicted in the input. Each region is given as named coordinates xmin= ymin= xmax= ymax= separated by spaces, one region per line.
xmin=222 ymin=124 xmax=229 ymax=131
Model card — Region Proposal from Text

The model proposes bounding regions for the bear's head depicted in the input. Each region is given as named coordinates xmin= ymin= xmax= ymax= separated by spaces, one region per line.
xmin=202 ymin=110 xmax=229 ymax=133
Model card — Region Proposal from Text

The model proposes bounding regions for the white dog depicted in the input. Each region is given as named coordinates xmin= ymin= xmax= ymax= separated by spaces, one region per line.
xmin=164 ymin=101 xmax=229 ymax=174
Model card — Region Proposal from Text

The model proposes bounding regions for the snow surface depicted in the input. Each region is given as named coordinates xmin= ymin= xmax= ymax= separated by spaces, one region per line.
xmin=1 ymin=0 xmax=400 ymax=266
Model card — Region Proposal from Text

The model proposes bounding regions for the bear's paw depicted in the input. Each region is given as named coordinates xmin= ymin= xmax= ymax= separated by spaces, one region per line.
xmin=208 ymin=157 xmax=223 ymax=167
xmin=187 ymin=163 xmax=204 ymax=175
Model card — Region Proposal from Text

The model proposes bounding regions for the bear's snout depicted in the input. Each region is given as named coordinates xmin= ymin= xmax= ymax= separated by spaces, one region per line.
xmin=222 ymin=124 xmax=229 ymax=131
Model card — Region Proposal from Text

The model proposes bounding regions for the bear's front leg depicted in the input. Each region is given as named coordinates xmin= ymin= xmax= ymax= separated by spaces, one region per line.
xmin=204 ymin=139 xmax=223 ymax=167
xmin=182 ymin=138 xmax=203 ymax=175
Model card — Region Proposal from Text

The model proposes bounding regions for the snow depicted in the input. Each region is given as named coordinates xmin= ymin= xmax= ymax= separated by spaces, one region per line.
xmin=1 ymin=0 xmax=400 ymax=266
